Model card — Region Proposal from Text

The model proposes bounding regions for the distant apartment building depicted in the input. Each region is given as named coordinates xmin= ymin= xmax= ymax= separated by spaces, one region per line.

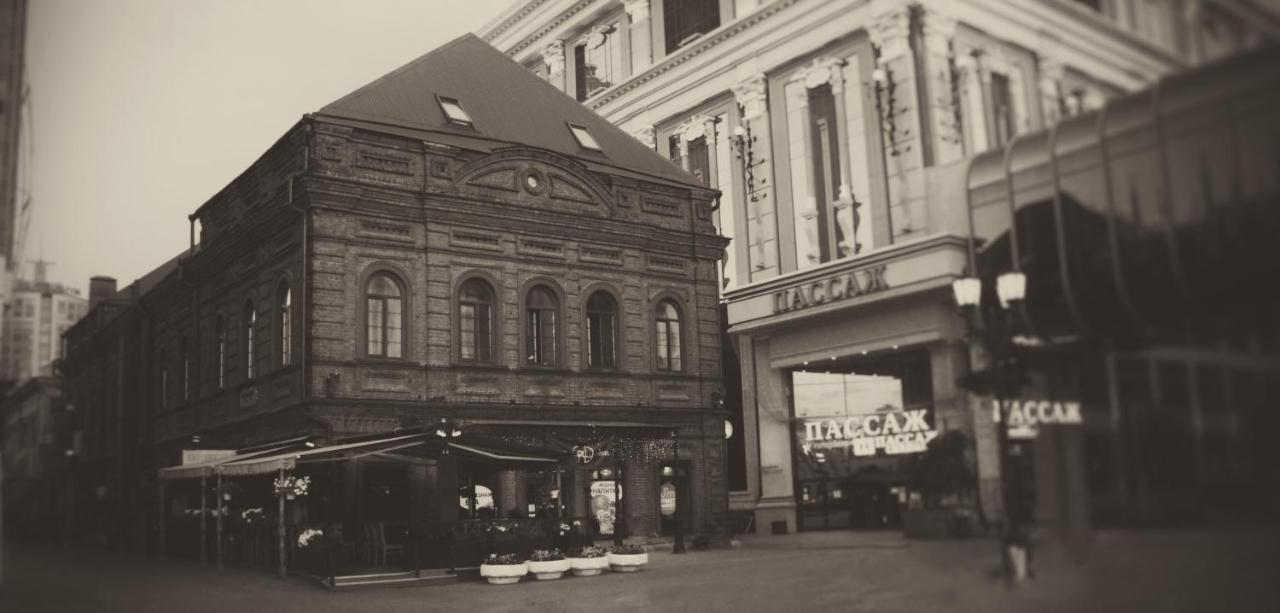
xmin=0 ymin=262 xmax=88 ymax=382
xmin=481 ymin=0 xmax=1280 ymax=534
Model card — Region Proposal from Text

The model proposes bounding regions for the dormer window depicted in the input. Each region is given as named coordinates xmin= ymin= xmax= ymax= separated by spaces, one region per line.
xmin=437 ymin=96 xmax=473 ymax=126
xmin=568 ymin=123 xmax=602 ymax=151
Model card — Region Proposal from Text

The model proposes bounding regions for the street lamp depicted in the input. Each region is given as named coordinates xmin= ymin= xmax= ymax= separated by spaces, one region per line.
xmin=434 ymin=419 xmax=462 ymax=455
xmin=952 ymin=270 xmax=1031 ymax=582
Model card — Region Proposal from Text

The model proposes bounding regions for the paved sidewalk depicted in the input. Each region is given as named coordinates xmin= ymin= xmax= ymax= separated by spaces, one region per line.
xmin=1 ymin=528 xmax=1276 ymax=612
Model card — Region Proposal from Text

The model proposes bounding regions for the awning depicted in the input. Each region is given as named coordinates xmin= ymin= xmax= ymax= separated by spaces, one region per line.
xmin=158 ymin=444 xmax=298 ymax=481
xmin=216 ymin=433 xmax=427 ymax=477
xmin=449 ymin=442 xmax=558 ymax=464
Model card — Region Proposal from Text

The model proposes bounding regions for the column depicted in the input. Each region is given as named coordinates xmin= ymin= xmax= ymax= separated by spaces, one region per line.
xmin=496 ymin=469 xmax=520 ymax=518
xmin=868 ymin=0 xmax=922 ymax=241
xmin=1037 ymin=34 xmax=1066 ymax=127
xmin=430 ymin=455 xmax=458 ymax=521
xmin=543 ymin=41 xmax=567 ymax=94
xmin=921 ymin=5 xmax=964 ymax=165
xmin=625 ymin=0 xmax=652 ymax=71
xmin=731 ymin=71 xmax=778 ymax=279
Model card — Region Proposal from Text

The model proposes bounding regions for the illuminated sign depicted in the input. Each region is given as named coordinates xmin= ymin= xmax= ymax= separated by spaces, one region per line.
xmin=659 ymin=482 xmax=677 ymax=517
xmin=573 ymin=445 xmax=596 ymax=464
xmin=590 ymin=481 xmax=619 ymax=535
xmin=801 ymin=409 xmax=937 ymax=456
xmin=993 ymin=400 xmax=1083 ymax=439
xmin=773 ymin=265 xmax=889 ymax=314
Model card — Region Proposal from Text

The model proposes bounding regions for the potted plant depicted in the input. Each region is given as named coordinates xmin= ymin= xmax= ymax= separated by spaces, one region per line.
xmin=479 ymin=553 xmax=527 ymax=585
xmin=607 ymin=543 xmax=648 ymax=572
xmin=565 ymin=545 xmax=609 ymax=577
xmin=902 ymin=431 xmax=978 ymax=539
xmin=526 ymin=549 xmax=570 ymax=580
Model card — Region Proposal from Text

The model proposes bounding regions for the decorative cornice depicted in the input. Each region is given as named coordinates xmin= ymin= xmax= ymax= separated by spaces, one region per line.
xmin=507 ymin=0 xmax=596 ymax=57
xmin=623 ymin=0 xmax=650 ymax=22
xmin=869 ymin=1 xmax=911 ymax=62
xmin=482 ymin=0 xmax=554 ymax=43
xmin=588 ymin=0 xmax=804 ymax=110
xmin=796 ymin=56 xmax=846 ymax=90
xmin=731 ymin=74 xmax=768 ymax=124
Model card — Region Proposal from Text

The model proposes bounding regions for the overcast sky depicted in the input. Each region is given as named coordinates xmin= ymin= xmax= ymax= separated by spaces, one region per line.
xmin=24 ymin=0 xmax=513 ymax=294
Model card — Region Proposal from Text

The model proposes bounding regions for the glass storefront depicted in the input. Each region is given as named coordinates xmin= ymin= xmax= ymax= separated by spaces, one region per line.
xmin=791 ymin=349 xmax=935 ymax=530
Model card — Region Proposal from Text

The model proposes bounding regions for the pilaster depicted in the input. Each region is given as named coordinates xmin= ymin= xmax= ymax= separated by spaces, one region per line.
xmin=732 ymin=71 xmax=779 ymax=280
xmin=624 ymin=0 xmax=653 ymax=71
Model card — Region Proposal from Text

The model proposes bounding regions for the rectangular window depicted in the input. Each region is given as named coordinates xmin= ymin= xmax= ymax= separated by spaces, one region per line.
xmin=386 ymin=298 xmax=402 ymax=359
xmin=990 ymin=72 xmax=1016 ymax=148
xmin=809 ymin=85 xmax=844 ymax=262
xmin=664 ymin=0 xmax=720 ymax=54
xmin=437 ymin=96 xmax=473 ymax=126
xmin=586 ymin=311 xmax=616 ymax=369
xmin=687 ymin=136 xmax=711 ymax=186
xmin=367 ymin=298 xmax=384 ymax=356
xmin=574 ymin=23 xmax=624 ymax=101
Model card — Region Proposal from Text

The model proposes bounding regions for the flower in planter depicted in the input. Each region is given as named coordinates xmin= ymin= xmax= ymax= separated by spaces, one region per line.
xmin=611 ymin=543 xmax=647 ymax=555
xmin=297 ymin=528 xmax=324 ymax=548
xmin=241 ymin=507 xmax=265 ymax=524
xmin=529 ymin=549 xmax=565 ymax=562
xmin=273 ymin=474 xmax=311 ymax=499
xmin=567 ymin=545 xmax=607 ymax=558
xmin=484 ymin=553 xmax=524 ymax=565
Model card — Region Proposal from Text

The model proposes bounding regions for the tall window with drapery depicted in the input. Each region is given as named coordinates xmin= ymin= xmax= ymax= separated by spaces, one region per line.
xmin=244 ymin=301 xmax=256 ymax=379
xmin=655 ymin=299 xmax=683 ymax=372
xmin=278 ymin=282 xmax=291 ymax=367
xmin=525 ymin=286 xmax=559 ymax=366
xmin=366 ymin=272 xmax=404 ymax=358
xmin=459 ymin=279 xmax=495 ymax=363
xmin=216 ymin=315 xmax=227 ymax=389
xmin=586 ymin=291 xmax=618 ymax=369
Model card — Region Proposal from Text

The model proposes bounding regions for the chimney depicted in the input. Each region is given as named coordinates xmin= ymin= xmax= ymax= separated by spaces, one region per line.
xmin=89 ymin=276 xmax=117 ymax=309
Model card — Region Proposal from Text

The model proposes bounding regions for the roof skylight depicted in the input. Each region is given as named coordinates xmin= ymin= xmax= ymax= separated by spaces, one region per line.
xmin=437 ymin=96 xmax=473 ymax=126
xmin=568 ymin=123 xmax=602 ymax=151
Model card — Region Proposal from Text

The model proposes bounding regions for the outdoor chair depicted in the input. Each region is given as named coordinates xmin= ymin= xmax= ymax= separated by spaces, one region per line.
xmin=379 ymin=523 xmax=405 ymax=566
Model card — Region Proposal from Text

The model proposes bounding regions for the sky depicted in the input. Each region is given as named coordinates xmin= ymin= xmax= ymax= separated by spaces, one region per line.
xmin=23 ymin=0 xmax=514 ymax=294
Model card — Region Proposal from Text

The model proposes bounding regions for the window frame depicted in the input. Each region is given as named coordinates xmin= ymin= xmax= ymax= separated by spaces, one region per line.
xmin=663 ymin=0 xmax=722 ymax=55
xmin=361 ymin=267 xmax=410 ymax=360
xmin=436 ymin=95 xmax=474 ymax=127
xmin=653 ymin=297 xmax=686 ymax=373
xmin=457 ymin=276 xmax=499 ymax=365
xmin=215 ymin=314 xmax=227 ymax=389
xmin=521 ymin=282 xmax=564 ymax=368
xmin=583 ymin=288 xmax=622 ymax=371
xmin=278 ymin=281 xmax=292 ymax=368
xmin=571 ymin=14 xmax=628 ymax=102
xmin=244 ymin=301 xmax=257 ymax=380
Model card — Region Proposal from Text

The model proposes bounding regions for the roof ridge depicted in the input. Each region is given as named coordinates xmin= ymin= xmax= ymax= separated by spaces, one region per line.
xmin=320 ymin=33 xmax=481 ymax=113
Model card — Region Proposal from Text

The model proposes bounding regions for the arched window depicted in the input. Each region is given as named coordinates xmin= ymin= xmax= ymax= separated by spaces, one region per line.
xmin=655 ymin=299 xmax=683 ymax=372
xmin=366 ymin=272 xmax=404 ymax=358
xmin=459 ymin=279 xmax=495 ymax=363
xmin=244 ymin=301 xmax=257 ymax=379
xmin=216 ymin=315 xmax=227 ymax=389
xmin=525 ymin=286 xmax=559 ymax=366
xmin=586 ymin=291 xmax=618 ymax=369
xmin=278 ymin=282 xmax=292 ymax=367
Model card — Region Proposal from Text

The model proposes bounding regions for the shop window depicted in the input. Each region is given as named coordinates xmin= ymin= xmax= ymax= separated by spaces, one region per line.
xmin=244 ymin=301 xmax=256 ymax=379
xmin=525 ymin=285 xmax=560 ymax=366
xmin=278 ymin=282 xmax=291 ymax=367
xmin=664 ymin=0 xmax=720 ymax=54
xmin=654 ymin=299 xmax=683 ymax=372
xmin=585 ymin=291 xmax=619 ymax=369
xmin=366 ymin=272 xmax=405 ymax=359
xmin=459 ymin=278 xmax=496 ymax=363
xmin=574 ymin=22 xmax=624 ymax=101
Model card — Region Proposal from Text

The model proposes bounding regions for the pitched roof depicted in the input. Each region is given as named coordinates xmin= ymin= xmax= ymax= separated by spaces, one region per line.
xmin=316 ymin=33 xmax=699 ymax=188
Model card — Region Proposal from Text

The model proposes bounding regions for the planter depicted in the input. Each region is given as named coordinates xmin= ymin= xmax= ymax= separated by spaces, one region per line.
xmin=607 ymin=552 xmax=648 ymax=572
xmin=527 ymin=559 xmax=571 ymax=580
xmin=567 ymin=556 xmax=610 ymax=577
xmin=479 ymin=562 xmax=528 ymax=585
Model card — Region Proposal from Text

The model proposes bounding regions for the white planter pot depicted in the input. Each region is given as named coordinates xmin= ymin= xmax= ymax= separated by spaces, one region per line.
xmin=567 ymin=556 xmax=610 ymax=576
xmin=480 ymin=562 xmax=528 ymax=585
xmin=607 ymin=552 xmax=648 ymax=572
xmin=527 ymin=558 xmax=571 ymax=580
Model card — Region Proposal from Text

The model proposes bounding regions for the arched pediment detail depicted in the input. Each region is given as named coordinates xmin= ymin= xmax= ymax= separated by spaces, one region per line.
xmin=456 ymin=147 xmax=614 ymax=217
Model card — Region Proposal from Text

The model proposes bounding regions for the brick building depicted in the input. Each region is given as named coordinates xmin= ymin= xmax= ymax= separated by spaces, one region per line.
xmin=61 ymin=34 xmax=728 ymax=556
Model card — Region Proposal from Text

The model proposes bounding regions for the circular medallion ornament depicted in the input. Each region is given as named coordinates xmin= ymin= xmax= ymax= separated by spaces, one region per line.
xmin=573 ymin=445 xmax=596 ymax=464
xmin=522 ymin=169 xmax=547 ymax=195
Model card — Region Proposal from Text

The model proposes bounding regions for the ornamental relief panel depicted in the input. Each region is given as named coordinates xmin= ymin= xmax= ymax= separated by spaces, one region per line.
xmin=456 ymin=150 xmax=615 ymax=218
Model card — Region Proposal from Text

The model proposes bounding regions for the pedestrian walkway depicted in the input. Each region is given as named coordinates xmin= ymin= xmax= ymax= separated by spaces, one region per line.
xmin=1 ymin=527 xmax=1275 ymax=612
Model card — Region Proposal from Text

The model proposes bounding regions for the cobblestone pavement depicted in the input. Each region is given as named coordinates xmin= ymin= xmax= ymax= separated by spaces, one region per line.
xmin=2 ymin=527 xmax=1276 ymax=613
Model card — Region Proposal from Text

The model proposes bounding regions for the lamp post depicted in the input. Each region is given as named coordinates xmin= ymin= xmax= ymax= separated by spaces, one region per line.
xmin=952 ymin=271 xmax=1030 ymax=583
xmin=671 ymin=429 xmax=685 ymax=554
xmin=434 ymin=418 xmax=462 ymax=457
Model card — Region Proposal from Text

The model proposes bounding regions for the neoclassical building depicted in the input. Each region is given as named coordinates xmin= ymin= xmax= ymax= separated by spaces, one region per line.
xmin=61 ymin=34 xmax=728 ymax=553
xmin=481 ymin=0 xmax=1280 ymax=534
